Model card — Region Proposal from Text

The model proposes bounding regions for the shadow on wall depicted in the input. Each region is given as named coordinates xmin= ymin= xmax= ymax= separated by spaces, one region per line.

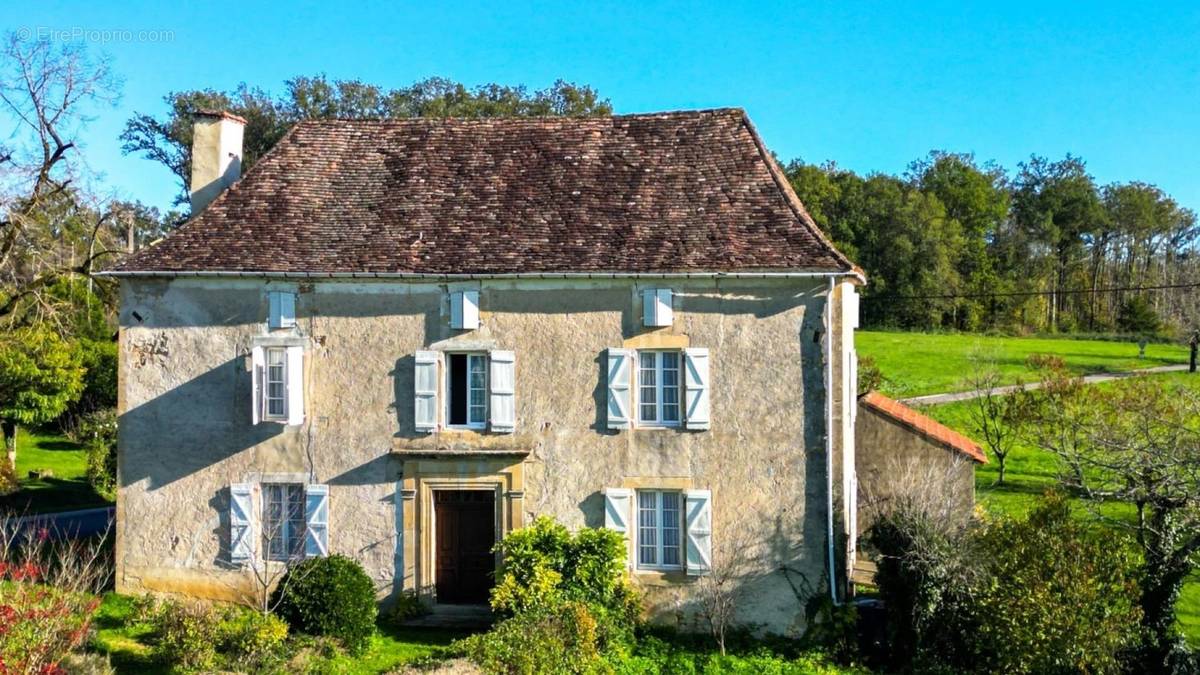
xmin=120 ymin=356 xmax=283 ymax=490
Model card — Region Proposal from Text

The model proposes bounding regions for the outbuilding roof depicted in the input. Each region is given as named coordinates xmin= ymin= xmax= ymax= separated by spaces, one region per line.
xmin=114 ymin=109 xmax=854 ymax=276
xmin=859 ymin=391 xmax=988 ymax=464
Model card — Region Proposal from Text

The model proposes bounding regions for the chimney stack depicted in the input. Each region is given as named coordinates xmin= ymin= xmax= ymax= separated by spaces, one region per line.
xmin=189 ymin=110 xmax=246 ymax=214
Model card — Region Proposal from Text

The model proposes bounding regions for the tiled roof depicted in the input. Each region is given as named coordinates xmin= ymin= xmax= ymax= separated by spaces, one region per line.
xmin=114 ymin=109 xmax=853 ymax=275
xmin=859 ymin=391 xmax=988 ymax=464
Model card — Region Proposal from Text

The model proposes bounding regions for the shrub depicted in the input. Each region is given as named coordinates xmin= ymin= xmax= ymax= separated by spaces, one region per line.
xmin=491 ymin=516 xmax=638 ymax=624
xmin=151 ymin=601 xmax=220 ymax=671
xmin=385 ymin=589 xmax=429 ymax=624
xmin=456 ymin=600 xmax=606 ymax=674
xmin=1117 ymin=295 xmax=1161 ymax=335
xmin=270 ymin=554 xmax=377 ymax=654
xmin=970 ymin=493 xmax=1141 ymax=674
xmin=79 ymin=408 xmax=117 ymax=499
xmin=215 ymin=606 xmax=289 ymax=670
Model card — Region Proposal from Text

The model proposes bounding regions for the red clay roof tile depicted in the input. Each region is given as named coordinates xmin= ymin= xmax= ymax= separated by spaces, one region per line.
xmin=860 ymin=391 xmax=987 ymax=463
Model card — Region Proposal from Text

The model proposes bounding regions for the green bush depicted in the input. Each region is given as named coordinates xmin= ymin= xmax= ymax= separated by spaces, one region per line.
xmin=79 ymin=408 xmax=117 ymax=499
xmin=151 ymin=601 xmax=220 ymax=671
xmin=491 ymin=516 xmax=639 ymax=624
xmin=456 ymin=601 xmax=607 ymax=675
xmin=215 ymin=606 xmax=289 ymax=670
xmin=270 ymin=554 xmax=378 ymax=654
xmin=385 ymin=589 xmax=430 ymax=624
xmin=869 ymin=492 xmax=1143 ymax=674
xmin=970 ymin=493 xmax=1141 ymax=674
xmin=612 ymin=634 xmax=865 ymax=674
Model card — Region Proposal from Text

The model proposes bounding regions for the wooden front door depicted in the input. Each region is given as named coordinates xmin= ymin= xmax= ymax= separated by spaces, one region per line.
xmin=434 ymin=490 xmax=496 ymax=605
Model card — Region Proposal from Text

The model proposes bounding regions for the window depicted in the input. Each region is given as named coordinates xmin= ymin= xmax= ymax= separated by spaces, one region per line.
xmin=637 ymin=490 xmax=682 ymax=569
xmin=264 ymin=347 xmax=287 ymax=420
xmin=447 ymin=353 xmax=487 ymax=428
xmin=638 ymin=351 xmax=681 ymax=426
xmin=262 ymin=483 xmax=305 ymax=561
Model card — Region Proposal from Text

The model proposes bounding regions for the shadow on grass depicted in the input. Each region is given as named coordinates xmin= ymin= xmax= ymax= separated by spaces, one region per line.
xmin=37 ymin=440 xmax=85 ymax=452
xmin=0 ymin=476 xmax=111 ymax=514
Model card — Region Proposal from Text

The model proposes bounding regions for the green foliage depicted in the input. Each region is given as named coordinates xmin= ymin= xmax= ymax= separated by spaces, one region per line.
xmin=1117 ymin=295 xmax=1161 ymax=335
xmin=0 ymin=326 xmax=85 ymax=428
xmin=150 ymin=601 xmax=220 ymax=671
xmin=214 ymin=607 xmax=290 ymax=671
xmin=855 ymin=355 xmax=885 ymax=395
xmin=491 ymin=516 xmax=639 ymax=623
xmin=612 ymin=633 xmax=866 ymax=675
xmin=869 ymin=492 xmax=1143 ymax=673
xmin=971 ymin=493 xmax=1142 ymax=674
xmin=79 ymin=408 xmax=117 ymax=499
xmin=270 ymin=554 xmax=378 ymax=654
xmin=456 ymin=601 xmax=608 ymax=675
xmin=385 ymin=589 xmax=430 ymax=624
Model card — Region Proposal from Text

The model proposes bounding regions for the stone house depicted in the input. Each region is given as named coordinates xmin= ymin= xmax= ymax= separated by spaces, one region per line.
xmin=102 ymin=109 xmax=865 ymax=634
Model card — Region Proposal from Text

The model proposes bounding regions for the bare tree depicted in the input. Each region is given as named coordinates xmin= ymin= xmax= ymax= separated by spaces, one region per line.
xmin=963 ymin=358 xmax=1020 ymax=485
xmin=694 ymin=530 xmax=757 ymax=655
xmin=0 ymin=32 xmax=121 ymax=325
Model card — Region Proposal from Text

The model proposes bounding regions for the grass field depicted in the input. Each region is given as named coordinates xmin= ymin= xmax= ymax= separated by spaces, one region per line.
xmin=0 ymin=428 xmax=111 ymax=514
xmin=858 ymin=331 xmax=1190 ymax=398
xmin=920 ymin=371 xmax=1200 ymax=646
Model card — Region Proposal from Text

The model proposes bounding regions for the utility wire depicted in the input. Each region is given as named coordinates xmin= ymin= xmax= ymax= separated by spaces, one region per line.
xmin=887 ymin=281 xmax=1200 ymax=301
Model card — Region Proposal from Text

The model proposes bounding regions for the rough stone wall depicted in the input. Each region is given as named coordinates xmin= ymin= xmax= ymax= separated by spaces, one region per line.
xmin=117 ymin=276 xmax=846 ymax=635
xmin=854 ymin=406 xmax=976 ymax=537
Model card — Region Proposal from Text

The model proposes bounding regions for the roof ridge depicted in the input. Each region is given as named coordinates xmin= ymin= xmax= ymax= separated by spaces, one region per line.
xmin=287 ymin=108 xmax=746 ymax=125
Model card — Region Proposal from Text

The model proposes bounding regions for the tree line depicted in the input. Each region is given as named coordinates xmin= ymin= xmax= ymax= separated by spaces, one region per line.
xmin=786 ymin=153 xmax=1198 ymax=335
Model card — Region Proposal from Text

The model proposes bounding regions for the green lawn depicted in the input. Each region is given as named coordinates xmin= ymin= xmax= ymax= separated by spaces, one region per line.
xmin=90 ymin=593 xmax=468 ymax=674
xmin=0 ymin=428 xmax=111 ymax=515
xmin=858 ymin=330 xmax=1189 ymax=398
xmin=920 ymin=372 xmax=1200 ymax=647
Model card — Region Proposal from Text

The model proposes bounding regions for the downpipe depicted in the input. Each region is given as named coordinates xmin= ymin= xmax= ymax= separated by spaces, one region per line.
xmin=825 ymin=276 xmax=839 ymax=606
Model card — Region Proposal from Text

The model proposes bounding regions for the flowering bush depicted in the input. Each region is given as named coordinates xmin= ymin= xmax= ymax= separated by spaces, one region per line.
xmin=0 ymin=562 xmax=102 ymax=674
xmin=0 ymin=513 xmax=110 ymax=674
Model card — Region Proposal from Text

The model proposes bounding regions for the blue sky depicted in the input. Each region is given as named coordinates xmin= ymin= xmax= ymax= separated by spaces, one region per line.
xmin=9 ymin=1 xmax=1200 ymax=213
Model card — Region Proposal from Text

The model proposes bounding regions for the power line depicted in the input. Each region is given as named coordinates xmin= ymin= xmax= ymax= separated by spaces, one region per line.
xmin=889 ymin=282 xmax=1200 ymax=301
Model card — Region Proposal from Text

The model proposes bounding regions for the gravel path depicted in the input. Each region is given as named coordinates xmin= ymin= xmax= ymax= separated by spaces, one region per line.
xmin=899 ymin=364 xmax=1191 ymax=406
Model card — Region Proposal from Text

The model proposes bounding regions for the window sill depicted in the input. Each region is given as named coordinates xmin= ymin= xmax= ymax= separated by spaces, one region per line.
xmin=632 ymin=568 xmax=692 ymax=586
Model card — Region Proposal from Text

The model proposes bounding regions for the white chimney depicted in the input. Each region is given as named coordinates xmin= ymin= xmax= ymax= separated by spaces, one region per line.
xmin=189 ymin=110 xmax=246 ymax=213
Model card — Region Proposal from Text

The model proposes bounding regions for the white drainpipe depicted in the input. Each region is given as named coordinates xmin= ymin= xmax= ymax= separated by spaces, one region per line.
xmin=825 ymin=276 xmax=839 ymax=605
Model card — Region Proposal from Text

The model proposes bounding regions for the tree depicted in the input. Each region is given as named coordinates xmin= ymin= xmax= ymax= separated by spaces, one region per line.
xmin=0 ymin=326 xmax=84 ymax=468
xmin=1022 ymin=374 xmax=1200 ymax=671
xmin=1117 ymin=295 xmax=1161 ymax=335
xmin=121 ymin=75 xmax=612 ymax=207
xmin=0 ymin=33 xmax=123 ymax=327
xmin=963 ymin=362 xmax=1020 ymax=485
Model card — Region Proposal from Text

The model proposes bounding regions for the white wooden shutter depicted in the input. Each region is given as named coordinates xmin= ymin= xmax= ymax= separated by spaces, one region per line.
xmin=642 ymin=289 xmax=673 ymax=327
xmin=268 ymin=291 xmax=296 ymax=329
xmin=489 ymin=350 xmax=515 ymax=433
xmin=229 ymin=483 xmax=254 ymax=565
xmin=304 ymin=483 xmax=329 ymax=557
xmin=414 ymin=351 xmax=439 ymax=433
xmin=684 ymin=489 xmax=712 ymax=576
xmin=250 ymin=346 xmax=265 ymax=425
xmin=451 ymin=291 xmax=480 ymax=330
xmin=849 ymin=350 xmax=859 ymax=418
xmin=684 ymin=348 xmax=710 ymax=430
xmin=606 ymin=349 xmax=634 ymax=429
xmin=285 ymin=346 xmax=305 ymax=426
xmin=603 ymin=487 xmax=633 ymax=568
xmin=846 ymin=286 xmax=860 ymax=330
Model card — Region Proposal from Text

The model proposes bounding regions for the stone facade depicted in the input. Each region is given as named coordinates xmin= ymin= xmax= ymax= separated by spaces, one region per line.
xmin=116 ymin=275 xmax=857 ymax=635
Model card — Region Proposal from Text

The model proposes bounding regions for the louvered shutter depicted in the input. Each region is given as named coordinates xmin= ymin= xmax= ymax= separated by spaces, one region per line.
xmin=603 ymin=487 xmax=633 ymax=568
xmin=269 ymin=291 xmax=296 ymax=329
xmin=250 ymin=346 xmax=265 ymax=425
xmin=286 ymin=346 xmax=305 ymax=426
xmin=642 ymin=289 xmax=673 ymax=327
xmin=451 ymin=291 xmax=480 ymax=330
xmin=229 ymin=483 xmax=254 ymax=565
xmin=606 ymin=349 xmax=633 ymax=429
xmin=684 ymin=489 xmax=712 ymax=576
xmin=489 ymin=350 xmax=515 ymax=433
xmin=304 ymin=484 xmax=329 ymax=557
xmin=414 ymin=351 xmax=439 ymax=433
xmin=684 ymin=348 xmax=710 ymax=430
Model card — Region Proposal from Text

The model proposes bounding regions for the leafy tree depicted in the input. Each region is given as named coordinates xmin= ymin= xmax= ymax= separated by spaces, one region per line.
xmin=122 ymin=76 xmax=612 ymax=206
xmin=1021 ymin=374 xmax=1200 ymax=670
xmin=1117 ymin=295 xmax=1161 ymax=335
xmin=0 ymin=326 xmax=85 ymax=468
